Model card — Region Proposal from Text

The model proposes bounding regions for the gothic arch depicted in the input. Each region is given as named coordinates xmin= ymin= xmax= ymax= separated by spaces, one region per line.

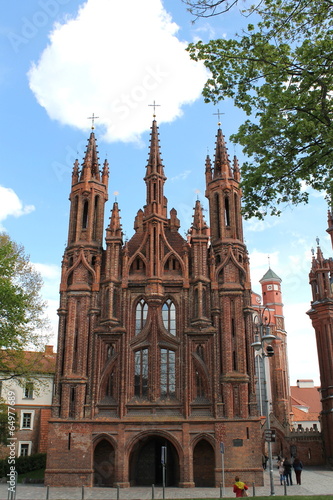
xmin=192 ymin=436 xmax=215 ymax=487
xmin=191 ymin=352 xmax=211 ymax=400
xmin=127 ymin=430 xmax=182 ymax=486
xmin=216 ymin=247 xmax=246 ymax=284
xmin=93 ymin=436 xmax=116 ymax=486
xmin=98 ymin=354 xmax=119 ymax=401
xmin=65 ymin=248 xmax=96 ymax=288
xmin=129 ymin=253 xmax=147 ymax=276
xmin=163 ymin=252 xmax=183 ymax=275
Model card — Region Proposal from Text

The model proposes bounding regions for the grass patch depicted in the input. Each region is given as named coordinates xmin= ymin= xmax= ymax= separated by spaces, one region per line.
xmin=175 ymin=497 xmax=332 ymax=500
xmin=17 ymin=468 xmax=44 ymax=483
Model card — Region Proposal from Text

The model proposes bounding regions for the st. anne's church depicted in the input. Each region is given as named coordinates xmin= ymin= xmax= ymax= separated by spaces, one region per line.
xmin=45 ymin=117 xmax=288 ymax=487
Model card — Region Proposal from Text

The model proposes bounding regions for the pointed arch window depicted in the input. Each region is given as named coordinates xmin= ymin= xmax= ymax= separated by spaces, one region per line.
xmin=160 ymin=349 xmax=176 ymax=398
xmin=82 ymin=200 xmax=89 ymax=229
xmin=162 ymin=299 xmax=176 ymax=335
xmin=224 ymin=196 xmax=230 ymax=226
xmin=106 ymin=371 xmax=114 ymax=398
xmin=195 ymin=369 xmax=205 ymax=399
xmin=93 ymin=196 xmax=99 ymax=240
xmin=135 ymin=299 xmax=148 ymax=335
xmin=134 ymin=349 xmax=148 ymax=398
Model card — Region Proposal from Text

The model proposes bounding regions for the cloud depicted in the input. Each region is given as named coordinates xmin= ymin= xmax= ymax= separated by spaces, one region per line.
xmin=170 ymin=170 xmax=191 ymax=182
xmin=28 ymin=0 xmax=209 ymax=143
xmin=0 ymin=186 xmax=35 ymax=228
xmin=244 ymin=216 xmax=280 ymax=233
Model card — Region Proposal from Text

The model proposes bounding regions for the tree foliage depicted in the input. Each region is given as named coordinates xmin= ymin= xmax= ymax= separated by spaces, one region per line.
xmin=186 ymin=0 xmax=333 ymax=218
xmin=0 ymin=233 xmax=50 ymax=379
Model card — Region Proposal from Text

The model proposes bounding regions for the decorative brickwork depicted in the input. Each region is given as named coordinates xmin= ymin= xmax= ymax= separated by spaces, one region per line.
xmin=307 ymin=211 xmax=333 ymax=467
xmin=45 ymin=122 xmax=263 ymax=487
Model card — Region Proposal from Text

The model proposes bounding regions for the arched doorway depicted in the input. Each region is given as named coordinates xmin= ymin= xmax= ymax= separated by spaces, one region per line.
xmin=93 ymin=439 xmax=115 ymax=486
xmin=129 ymin=435 xmax=179 ymax=486
xmin=193 ymin=439 xmax=215 ymax=486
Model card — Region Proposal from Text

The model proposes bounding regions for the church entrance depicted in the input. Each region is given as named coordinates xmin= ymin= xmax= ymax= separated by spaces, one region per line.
xmin=93 ymin=439 xmax=115 ymax=487
xmin=193 ymin=439 xmax=215 ymax=486
xmin=129 ymin=436 xmax=179 ymax=486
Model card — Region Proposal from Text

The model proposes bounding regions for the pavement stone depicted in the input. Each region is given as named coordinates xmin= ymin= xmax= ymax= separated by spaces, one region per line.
xmin=1 ymin=467 xmax=332 ymax=500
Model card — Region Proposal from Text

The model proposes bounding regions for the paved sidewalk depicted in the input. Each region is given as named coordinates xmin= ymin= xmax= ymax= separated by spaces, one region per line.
xmin=1 ymin=467 xmax=332 ymax=499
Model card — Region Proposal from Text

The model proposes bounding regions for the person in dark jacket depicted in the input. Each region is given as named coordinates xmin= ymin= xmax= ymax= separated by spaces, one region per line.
xmin=283 ymin=458 xmax=293 ymax=486
xmin=293 ymin=457 xmax=303 ymax=485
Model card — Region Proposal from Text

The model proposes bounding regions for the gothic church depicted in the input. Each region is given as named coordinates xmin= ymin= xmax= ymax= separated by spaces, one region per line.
xmin=45 ymin=119 xmax=264 ymax=487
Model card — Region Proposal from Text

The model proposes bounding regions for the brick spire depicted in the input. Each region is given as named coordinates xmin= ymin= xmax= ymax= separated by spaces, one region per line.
xmin=191 ymin=199 xmax=209 ymax=236
xmin=144 ymin=119 xmax=167 ymax=219
xmin=213 ymin=128 xmax=233 ymax=179
xmin=80 ymin=131 xmax=101 ymax=181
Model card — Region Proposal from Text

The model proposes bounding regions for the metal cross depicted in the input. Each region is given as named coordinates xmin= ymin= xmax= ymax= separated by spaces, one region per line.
xmin=213 ymin=108 xmax=224 ymax=126
xmin=87 ymin=113 xmax=99 ymax=129
xmin=148 ymin=101 xmax=161 ymax=117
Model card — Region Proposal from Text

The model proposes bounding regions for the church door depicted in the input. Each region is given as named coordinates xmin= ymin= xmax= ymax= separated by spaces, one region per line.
xmin=93 ymin=439 xmax=115 ymax=486
xmin=129 ymin=436 xmax=179 ymax=486
xmin=193 ymin=439 xmax=215 ymax=486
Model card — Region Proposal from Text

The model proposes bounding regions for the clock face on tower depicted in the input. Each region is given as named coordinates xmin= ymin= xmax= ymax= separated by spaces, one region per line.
xmin=255 ymin=296 xmax=261 ymax=304
xmin=267 ymin=285 xmax=273 ymax=290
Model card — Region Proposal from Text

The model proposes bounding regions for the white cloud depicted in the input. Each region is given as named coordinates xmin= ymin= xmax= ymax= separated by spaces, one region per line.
xmin=244 ymin=216 xmax=280 ymax=233
xmin=28 ymin=0 xmax=209 ymax=143
xmin=0 ymin=185 xmax=35 ymax=228
xmin=170 ymin=170 xmax=191 ymax=182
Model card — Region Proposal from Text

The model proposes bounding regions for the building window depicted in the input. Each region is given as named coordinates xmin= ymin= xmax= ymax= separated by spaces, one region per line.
xmin=195 ymin=369 xmax=205 ymax=399
xmin=134 ymin=349 xmax=148 ymax=398
xmin=21 ymin=411 xmax=34 ymax=430
xmin=162 ymin=300 xmax=176 ymax=335
xmin=160 ymin=349 xmax=176 ymax=398
xmin=19 ymin=442 xmax=31 ymax=457
xmin=135 ymin=299 xmax=148 ymax=335
xmin=23 ymin=382 xmax=34 ymax=399
xmin=82 ymin=200 xmax=89 ymax=229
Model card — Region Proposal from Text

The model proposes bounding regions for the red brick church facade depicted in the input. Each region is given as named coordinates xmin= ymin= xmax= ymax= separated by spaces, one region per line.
xmin=45 ymin=120 xmax=267 ymax=487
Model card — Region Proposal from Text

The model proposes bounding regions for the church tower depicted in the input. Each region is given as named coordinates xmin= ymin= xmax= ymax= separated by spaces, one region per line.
xmin=259 ymin=269 xmax=290 ymax=426
xmin=52 ymin=129 xmax=109 ymax=421
xmin=308 ymin=210 xmax=333 ymax=466
xmin=45 ymin=120 xmax=263 ymax=488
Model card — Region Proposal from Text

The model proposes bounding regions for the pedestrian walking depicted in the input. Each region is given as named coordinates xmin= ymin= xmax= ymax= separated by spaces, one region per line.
xmin=233 ymin=476 xmax=249 ymax=497
xmin=283 ymin=458 xmax=293 ymax=486
xmin=277 ymin=457 xmax=285 ymax=485
xmin=293 ymin=457 xmax=303 ymax=485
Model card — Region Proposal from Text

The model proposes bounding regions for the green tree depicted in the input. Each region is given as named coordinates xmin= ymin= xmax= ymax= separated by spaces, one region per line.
xmin=186 ymin=0 xmax=333 ymax=218
xmin=0 ymin=232 xmax=50 ymax=380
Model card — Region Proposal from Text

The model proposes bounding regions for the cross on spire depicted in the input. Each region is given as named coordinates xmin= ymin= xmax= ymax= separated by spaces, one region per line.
xmin=213 ymin=108 xmax=224 ymax=126
xmin=87 ymin=113 xmax=99 ymax=130
xmin=148 ymin=101 xmax=161 ymax=118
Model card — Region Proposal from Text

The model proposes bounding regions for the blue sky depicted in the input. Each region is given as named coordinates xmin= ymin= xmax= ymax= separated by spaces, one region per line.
xmin=1 ymin=0 xmax=330 ymax=385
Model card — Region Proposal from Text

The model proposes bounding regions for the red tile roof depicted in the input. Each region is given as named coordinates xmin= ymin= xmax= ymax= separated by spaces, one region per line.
xmin=290 ymin=386 xmax=322 ymax=420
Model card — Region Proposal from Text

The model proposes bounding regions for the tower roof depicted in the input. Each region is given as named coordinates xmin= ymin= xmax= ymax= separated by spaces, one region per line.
xmin=146 ymin=119 xmax=165 ymax=177
xmin=260 ymin=268 xmax=282 ymax=283
xmin=80 ymin=131 xmax=101 ymax=181
xmin=213 ymin=128 xmax=232 ymax=179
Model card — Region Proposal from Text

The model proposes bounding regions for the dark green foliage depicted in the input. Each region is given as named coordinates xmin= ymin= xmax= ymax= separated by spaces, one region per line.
xmin=0 ymin=232 xmax=50 ymax=379
xmin=0 ymin=453 xmax=46 ymax=477
xmin=187 ymin=0 xmax=333 ymax=218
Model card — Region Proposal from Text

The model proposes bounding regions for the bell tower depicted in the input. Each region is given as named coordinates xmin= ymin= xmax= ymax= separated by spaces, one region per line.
xmin=205 ymin=125 xmax=256 ymax=419
xmin=52 ymin=129 xmax=109 ymax=420
xmin=308 ymin=211 xmax=333 ymax=466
